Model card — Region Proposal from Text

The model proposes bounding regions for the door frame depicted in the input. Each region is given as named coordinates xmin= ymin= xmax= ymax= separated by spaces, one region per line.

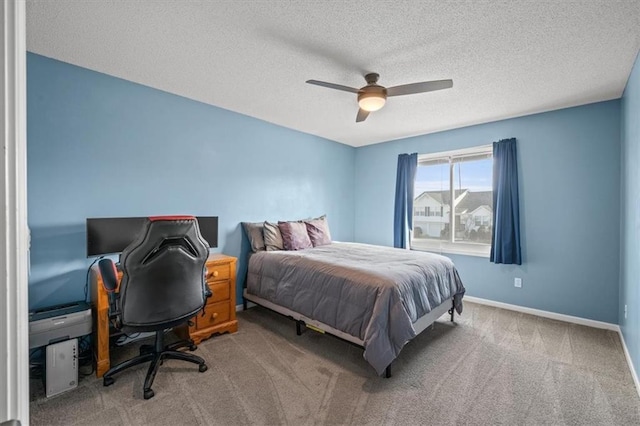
xmin=1 ymin=0 xmax=29 ymax=424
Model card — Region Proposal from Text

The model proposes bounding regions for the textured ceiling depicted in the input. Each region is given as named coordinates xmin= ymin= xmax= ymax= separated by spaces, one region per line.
xmin=26 ymin=1 xmax=640 ymax=147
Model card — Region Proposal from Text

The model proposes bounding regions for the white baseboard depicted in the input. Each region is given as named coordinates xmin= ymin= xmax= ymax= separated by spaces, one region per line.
xmin=463 ymin=296 xmax=618 ymax=331
xmin=618 ymin=327 xmax=640 ymax=399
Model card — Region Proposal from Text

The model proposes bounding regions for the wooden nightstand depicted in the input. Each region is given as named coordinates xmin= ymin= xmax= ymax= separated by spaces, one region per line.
xmin=178 ymin=254 xmax=238 ymax=344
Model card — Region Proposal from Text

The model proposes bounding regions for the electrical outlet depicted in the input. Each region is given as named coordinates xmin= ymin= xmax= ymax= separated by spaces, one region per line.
xmin=625 ymin=304 xmax=628 ymax=319
xmin=514 ymin=277 xmax=522 ymax=288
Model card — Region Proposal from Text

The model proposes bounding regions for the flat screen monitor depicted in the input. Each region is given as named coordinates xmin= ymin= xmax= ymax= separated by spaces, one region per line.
xmin=86 ymin=216 xmax=218 ymax=257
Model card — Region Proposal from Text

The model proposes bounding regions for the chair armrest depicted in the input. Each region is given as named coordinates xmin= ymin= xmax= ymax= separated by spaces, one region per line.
xmin=98 ymin=259 xmax=120 ymax=323
xmin=203 ymin=268 xmax=212 ymax=300
xmin=98 ymin=258 xmax=118 ymax=291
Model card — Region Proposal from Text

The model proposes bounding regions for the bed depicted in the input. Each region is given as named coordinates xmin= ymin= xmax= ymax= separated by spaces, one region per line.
xmin=243 ymin=241 xmax=466 ymax=377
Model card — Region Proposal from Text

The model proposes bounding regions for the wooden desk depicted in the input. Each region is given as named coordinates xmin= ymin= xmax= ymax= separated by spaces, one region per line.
xmin=91 ymin=253 xmax=238 ymax=378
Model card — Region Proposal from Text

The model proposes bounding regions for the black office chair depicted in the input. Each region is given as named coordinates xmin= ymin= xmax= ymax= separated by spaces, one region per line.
xmin=98 ymin=215 xmax=210 ymax=399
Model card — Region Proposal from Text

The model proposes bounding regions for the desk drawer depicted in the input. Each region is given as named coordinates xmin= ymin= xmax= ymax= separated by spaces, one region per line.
xmin=207 ymin=281 xmax=230 ymax=304
xmin=206 ymin=264 xmax=230 ymax=282
xmin=197 ymin=301 xmax=230 ymax=329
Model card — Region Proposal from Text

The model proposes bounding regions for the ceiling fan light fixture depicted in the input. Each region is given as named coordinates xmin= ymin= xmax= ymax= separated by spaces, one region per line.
xmin=306 ymin=73 xmax=452 ymax=122
xmin=358 ymin=92 xmax=386 ymax=112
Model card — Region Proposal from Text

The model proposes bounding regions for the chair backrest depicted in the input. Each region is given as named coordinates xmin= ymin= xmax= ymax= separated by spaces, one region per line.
xmin=118 ymin=216 xmax=209 ymax=331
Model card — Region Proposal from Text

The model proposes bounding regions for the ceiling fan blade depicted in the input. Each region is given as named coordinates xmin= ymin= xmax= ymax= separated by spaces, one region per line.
xmin=356 ymin=108 xmax=369 ymax=122
xmin=386 ymin=79 xmax=453 ymax=97
xmin=306 ymin=80 xmax=359 ymax=93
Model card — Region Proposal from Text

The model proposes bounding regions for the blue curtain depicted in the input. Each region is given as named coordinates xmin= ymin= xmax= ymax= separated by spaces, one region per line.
xmin=490 ymin=138 xmax=521 ymax=264
xmin=393 ymin=153 xmax=418 ymax=248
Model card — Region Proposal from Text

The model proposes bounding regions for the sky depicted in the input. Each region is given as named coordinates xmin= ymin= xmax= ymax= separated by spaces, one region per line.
xmin=415 ymin=158 xmax=492 ymax=195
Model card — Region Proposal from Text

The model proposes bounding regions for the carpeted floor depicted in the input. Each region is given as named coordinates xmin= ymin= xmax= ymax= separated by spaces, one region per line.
xmin=30 ymin=302 xmax=640 ymax=425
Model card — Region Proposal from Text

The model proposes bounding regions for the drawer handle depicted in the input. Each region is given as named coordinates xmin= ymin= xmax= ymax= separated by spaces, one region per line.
xmin=211 ymin=313 xmax=218 ymax=320
xmin=213 ymin=271 xmax=219 ymax=277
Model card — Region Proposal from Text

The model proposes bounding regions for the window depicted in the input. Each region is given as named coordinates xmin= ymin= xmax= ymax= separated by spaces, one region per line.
xmin=412 ymin=145 xmax=493 ymax=257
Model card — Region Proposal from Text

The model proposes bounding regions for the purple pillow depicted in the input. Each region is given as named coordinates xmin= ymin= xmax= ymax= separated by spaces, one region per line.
xmin=305 ymin=215 xmax=332 ymax=247
xmin=278 ymin=221 xmax=313 ymax=250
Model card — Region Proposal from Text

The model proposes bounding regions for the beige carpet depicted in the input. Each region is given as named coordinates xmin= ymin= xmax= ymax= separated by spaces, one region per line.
xmin=30 ymin=302 xmax=640 ymax=425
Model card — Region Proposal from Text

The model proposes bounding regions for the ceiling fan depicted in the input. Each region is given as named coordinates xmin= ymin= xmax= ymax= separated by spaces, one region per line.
xmin=306 ymin=73 xmax=453 ymax=122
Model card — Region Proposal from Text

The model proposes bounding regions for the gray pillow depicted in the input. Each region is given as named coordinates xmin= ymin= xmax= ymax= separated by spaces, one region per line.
xmin=263 ymin=221 xmax=284 ymax=251
xmin=242 ymin=222 xmax=265 ymax=252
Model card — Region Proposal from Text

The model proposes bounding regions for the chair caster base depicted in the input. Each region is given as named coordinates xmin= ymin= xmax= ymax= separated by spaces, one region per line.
xmin=103 ymin=376 xmax=115 ymax=387
xmin=143 ymin=389 xmax=154 ymax=400
xmin=199 ymin=364 xmax=208 ymax=373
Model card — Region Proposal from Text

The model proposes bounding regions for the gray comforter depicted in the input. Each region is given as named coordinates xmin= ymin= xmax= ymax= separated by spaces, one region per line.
xmin=246 ymin=242 xmax=465 ymax=375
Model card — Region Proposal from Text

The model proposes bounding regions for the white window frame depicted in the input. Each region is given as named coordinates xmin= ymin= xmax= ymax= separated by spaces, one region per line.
xmin=412 ymin=144 xmax=493 ymax=258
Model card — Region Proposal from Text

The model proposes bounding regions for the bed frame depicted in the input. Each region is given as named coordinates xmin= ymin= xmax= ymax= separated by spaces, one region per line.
xmin=243 ymin=289 xmax=455 ymax=378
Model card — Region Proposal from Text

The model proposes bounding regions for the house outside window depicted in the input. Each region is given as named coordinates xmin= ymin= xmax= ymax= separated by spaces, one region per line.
xmin=411 ymin=145 xmax=493 ymax=257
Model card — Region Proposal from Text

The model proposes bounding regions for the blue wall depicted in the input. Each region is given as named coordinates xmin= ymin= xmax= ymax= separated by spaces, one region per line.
xmin=621 ymin=52 xmax=640 ymax=378
xmin=354 ymin=101 xmax=621 ymax=323
xmin=27 ymin=52 xmax=625 ymax=326
xmin=27 ymin=53 xmax=355 ymax=309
